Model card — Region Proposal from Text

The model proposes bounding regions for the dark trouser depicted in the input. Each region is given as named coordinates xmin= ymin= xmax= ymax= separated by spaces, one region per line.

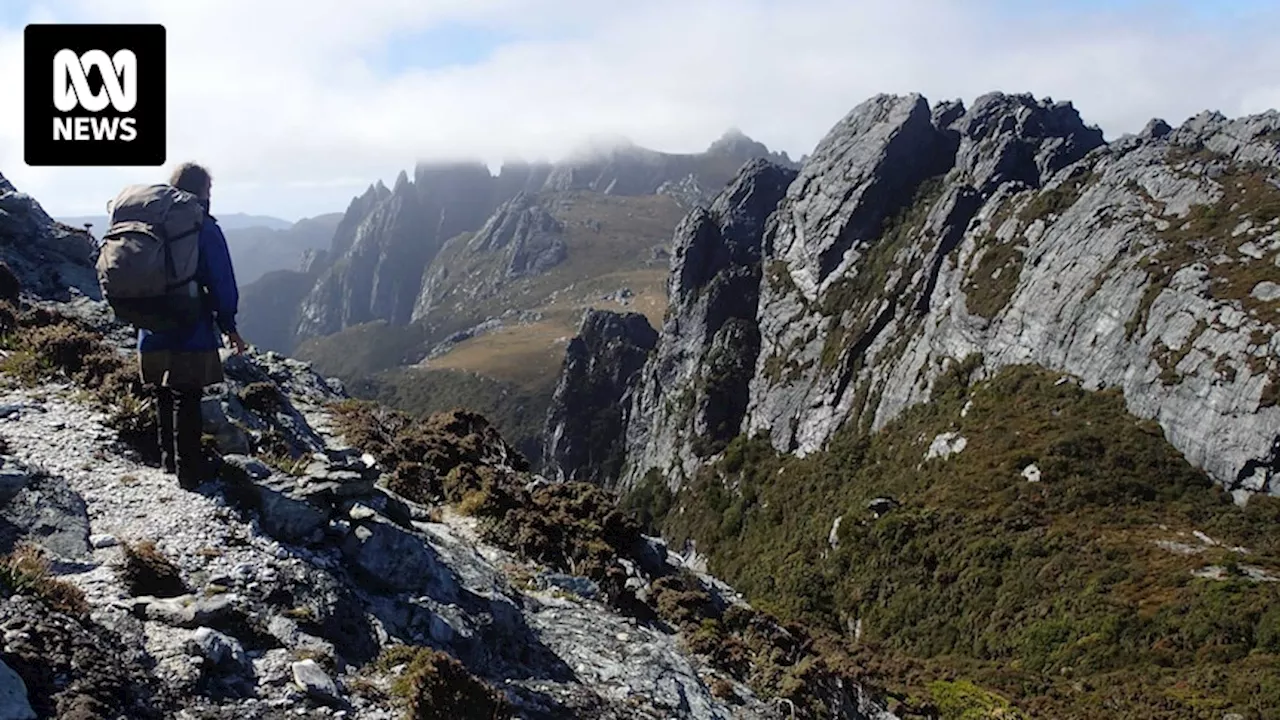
xmin=140 ymin=348 xmax=223 ymax=489
xmin=156 ymin=386 xmax=205 ymax=487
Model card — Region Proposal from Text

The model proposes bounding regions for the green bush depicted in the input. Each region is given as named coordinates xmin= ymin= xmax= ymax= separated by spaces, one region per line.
xmin=379 ymin=646 xmax=509 ymax=720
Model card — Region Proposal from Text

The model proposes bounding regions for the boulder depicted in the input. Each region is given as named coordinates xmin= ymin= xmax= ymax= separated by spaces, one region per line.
xmin=187 ymin=627 xmax=250 ymax=679
xmin=0 ymin=472 xmax=90 ymax=558
xmin=290 ymin=659 xmax=340 ymax=703
xmin=0 ymin=659 xmax=35 ymax=720
xmin=339 ymin=515 xmax=452 ymax=597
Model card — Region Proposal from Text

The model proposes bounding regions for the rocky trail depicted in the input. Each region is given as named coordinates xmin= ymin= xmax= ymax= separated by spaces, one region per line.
xmin=0 ymin=352 xmax=786 ymax=719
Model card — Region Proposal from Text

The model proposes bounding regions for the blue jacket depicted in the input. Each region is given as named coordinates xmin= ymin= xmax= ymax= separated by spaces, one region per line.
xmin=138 ymin=214 xmax=239 ymax=353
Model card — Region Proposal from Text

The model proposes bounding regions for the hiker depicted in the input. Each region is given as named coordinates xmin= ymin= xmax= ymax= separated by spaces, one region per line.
xmin=97 ymin=162 xmax=247 ymax=489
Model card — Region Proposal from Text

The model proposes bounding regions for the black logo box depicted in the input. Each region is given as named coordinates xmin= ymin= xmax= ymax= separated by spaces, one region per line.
xmin=24 ymin=24 xmax=166 ymax=167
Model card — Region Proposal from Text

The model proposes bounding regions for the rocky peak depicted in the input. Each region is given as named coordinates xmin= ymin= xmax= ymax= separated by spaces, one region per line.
xmin=325 ymin=181 xmax=392 ymax=264
xmin=706 ymin=128 xmax=795 ymax=169
xmin=617 ymin=160 xmax=798 ymax=487
xmin=468 ymin=192 xmax=567 ymax=277
xmin=409 ymin=192 xmax=569 ymax=326
xmin=1165 ymin=109 xmax=1280 ymax=168
xmin=543 ymin=310 xmax=658 ymax=485
xmin=0 ymin=172 xmax=99 ymax=302
xmin=295 ymin=162 xmax=505 ymax=340
xmin=947 ymin=93 xmax=1105 ymax=193
xmin=1140 ymin=118 xmax=1173 ymax=140
xmin=778 ymin=92 xmax=956 ymax=289
xmin=543 ymin=92 xmax=1280 ymax=508
xmin=706 ymin=128 xmax=765 ymax=158
xmin=392 ymin=169 xmax=411 ymax=193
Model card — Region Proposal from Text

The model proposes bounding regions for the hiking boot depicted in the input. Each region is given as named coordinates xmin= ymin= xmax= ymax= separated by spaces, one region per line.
xmin=177 ymin=458 xmax=214 ymax=490
xmin=176 ymin=472 xmax=203 ymax=490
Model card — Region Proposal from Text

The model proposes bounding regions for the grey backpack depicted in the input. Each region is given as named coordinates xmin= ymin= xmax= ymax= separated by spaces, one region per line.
xmin=96 ymin=184 xmax=205 ymax=331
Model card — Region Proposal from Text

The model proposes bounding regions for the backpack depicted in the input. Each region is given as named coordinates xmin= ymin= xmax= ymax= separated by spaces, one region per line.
xmin=96 ymin=184 xmax=205 ymax=332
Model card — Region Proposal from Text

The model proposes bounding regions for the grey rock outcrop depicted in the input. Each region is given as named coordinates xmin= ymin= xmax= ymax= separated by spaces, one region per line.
xmin=411 ymin=193 xmax=567 ymax=324
xmin=543 ymin=93 xmax=1280 ymax=505
xmin=621 ymin=159 xmax=797 ymax=487
xmin=744 ymin=92 xmax=1105 ymax=461
xmin=0 ymin=172 xmax=99 ymax=301
xmin=741 ymin=94 xmax=1278 ymax=502
xmin=0 ymin=464 xmax=91 ymax=558
xmin=0 ymin=659 xmax=35 ymax=720
xmin=543 ymin=310 xmax=658 ymax=484
xmin=290 ymin=659 xmax=339 ymax=703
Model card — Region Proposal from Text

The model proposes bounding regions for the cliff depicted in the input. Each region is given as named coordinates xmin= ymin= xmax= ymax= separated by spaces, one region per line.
xmin=539 ymin=91 xmax=1280 ymax=718
xmin=547 ymin=93 xmax=1280 ymax=505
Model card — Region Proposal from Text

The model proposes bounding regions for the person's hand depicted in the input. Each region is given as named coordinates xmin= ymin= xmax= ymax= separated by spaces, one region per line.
xmin=226 ymin=331 xmax=248 ymax=355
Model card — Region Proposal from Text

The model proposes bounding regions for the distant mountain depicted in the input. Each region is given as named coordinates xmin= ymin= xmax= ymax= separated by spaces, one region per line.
xmin=56 ymin=212 xmax=342 ymax=285
xmin=235 ymin=130 xmax=794 ymax=456
xmin=216 ymin=213 xmax=293 ymax=231
xmin=252 ymin=129 xmax=796 ymax=353
xmin=219 ymin=213 xmax=343 ymax=284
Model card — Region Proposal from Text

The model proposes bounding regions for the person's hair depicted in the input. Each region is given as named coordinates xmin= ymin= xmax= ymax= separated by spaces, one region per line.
xmin=169 ymin=162 xmax=213 ymax=198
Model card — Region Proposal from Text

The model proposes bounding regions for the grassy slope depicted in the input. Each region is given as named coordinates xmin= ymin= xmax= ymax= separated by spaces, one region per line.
xmin=636 ymin=363 xmax=1280 ymax=719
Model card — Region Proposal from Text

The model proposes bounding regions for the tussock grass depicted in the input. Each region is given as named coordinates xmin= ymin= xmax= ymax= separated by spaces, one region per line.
xmin=117 ymin=540 xmax=188 ymax=598
xmin=0 ymin=301 xmax=157 ymax=458
xmin=370 ymin=645 xmax=509 ymax=720
xmin=0 ymin=542 xmax=89 ymax=616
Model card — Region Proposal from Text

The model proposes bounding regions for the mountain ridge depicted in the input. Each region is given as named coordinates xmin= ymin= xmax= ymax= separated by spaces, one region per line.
xmin=545 ymin=92 xmax=1280 ymax=501
xmin=540 ymin=90 xmax=1280 ymax=718
xmin=240 ymin=130 xmax=794 ymax=357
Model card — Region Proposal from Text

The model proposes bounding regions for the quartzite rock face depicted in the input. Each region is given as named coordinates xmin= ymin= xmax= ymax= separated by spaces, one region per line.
xmin=745 ymin=91 xmax=1107 ymax=466
xmin=296 ymin=163 xmax=497 ymax=340
xmin=410 ymin=192 xmax=567 ymax=325
xmin=0 ymin=172 xmax=99 ymax=302
xmin=550 ymin=93 xmax=1280 ymax=504
xmin=543 ymin=310 xmax=658 ymax=484
xmin=619 ymin=159 xmax=797 ymax=489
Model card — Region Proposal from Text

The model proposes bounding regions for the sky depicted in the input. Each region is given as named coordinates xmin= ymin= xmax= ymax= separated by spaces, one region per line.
xmin=0 ymin=0 xmax=1277 ymax=222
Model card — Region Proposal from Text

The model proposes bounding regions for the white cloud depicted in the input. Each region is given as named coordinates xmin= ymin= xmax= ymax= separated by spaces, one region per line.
xmin=1 ymin=0 xmax=1277 ymax=220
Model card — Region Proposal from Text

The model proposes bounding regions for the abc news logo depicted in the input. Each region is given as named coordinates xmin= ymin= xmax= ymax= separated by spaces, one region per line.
xmin=25 ymin=24 xmax=166 ymax=166
xmin=53 ymin=49 xmax=139 ymax=142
